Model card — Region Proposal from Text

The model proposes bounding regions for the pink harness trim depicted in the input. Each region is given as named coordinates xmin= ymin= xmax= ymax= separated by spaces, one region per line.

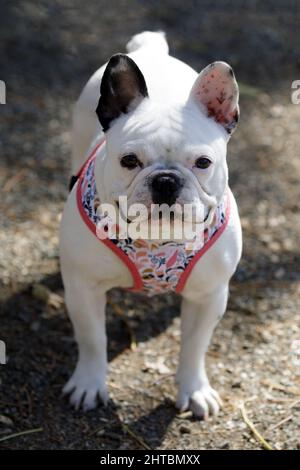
xmin=76 ymin=140 xmax=143 ymax=291
xmin=76 ymin=139 xmax=231 ymax=295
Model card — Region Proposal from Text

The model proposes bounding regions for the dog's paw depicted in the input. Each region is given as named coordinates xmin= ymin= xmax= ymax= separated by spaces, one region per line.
xmin=63 ymin=367 xmax=108 ymax=411
xmin=176 ymin=384 xmax=222 ymax=420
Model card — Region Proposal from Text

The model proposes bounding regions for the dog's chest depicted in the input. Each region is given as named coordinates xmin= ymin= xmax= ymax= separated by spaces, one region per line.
xmin=76 ymin=143 xmax=230 ymax=296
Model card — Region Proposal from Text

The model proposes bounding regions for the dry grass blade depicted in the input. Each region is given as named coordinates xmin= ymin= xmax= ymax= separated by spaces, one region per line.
xmin=0 ymin=427 xmax=43 ymax=443
xmin=231 ymin=279 xmax=300 ymax=291
xmin=121 ymin=423 xmax=152 ymax=450
xmin=261 ymin=379 xmax=300 ymax=396
xmin=269 ymin=415 xmax=293 ymax=431
xmin=150 ymin=373 xmax=174 ymax=387
xmin=289 ymin=398 xmax=300 ymax=409
xmin=239 ymin=404 xmax=273 ymax=450
xmin=3 ymin=169 xmax=26 ymax=192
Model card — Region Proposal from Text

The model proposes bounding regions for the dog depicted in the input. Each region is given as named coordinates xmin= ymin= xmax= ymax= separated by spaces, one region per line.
xmin=60 ymin=31 xmax=242 ymax=419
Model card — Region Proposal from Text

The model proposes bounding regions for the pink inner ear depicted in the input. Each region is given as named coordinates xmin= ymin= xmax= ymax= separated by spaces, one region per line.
xmin=195 ymin=66 xmax=237 ymax=127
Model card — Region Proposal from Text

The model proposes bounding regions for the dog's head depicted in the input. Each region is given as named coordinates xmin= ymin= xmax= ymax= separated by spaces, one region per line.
xmin=95 ymin=54 xmax=239 ymax=226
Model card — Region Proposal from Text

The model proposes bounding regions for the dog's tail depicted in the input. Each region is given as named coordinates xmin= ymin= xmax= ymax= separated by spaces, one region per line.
xmin=126 ymin=31 xmax=169 ymax=55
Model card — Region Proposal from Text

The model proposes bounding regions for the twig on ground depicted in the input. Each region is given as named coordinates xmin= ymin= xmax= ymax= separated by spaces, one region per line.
xmin=0 ymin=428 xmax=43 ymax=443
xmin=3 ymin=169 xmax=26 ymax=192
xmin=88 ymin=425 xmax=105 ymax=437
xmin=261 ymin=379 xmax=300 ymax=396
xmin=32 ymin=283 xmax=64 ymax=310
xmin=150 ymin=373 xmax=174 ymax=387
xmin=107 ymin=300 xmax=137 ymax=350
xmin=0 ymin=400 xmax=20 ymax=407
xmin=121 ymin=423 xmax=152 ymax=450
xmin=269 ymin=415 xmax=293 ymax=431
xmin=243 ymin=396 xmax=258 ymax=403
xmin=231 ymin=279 xmax=300 ymax=291
xmin=289 ymin=398 xmax=300 ymax=409
xmin=239 ymin=403 xmax=273 ymax=450
xmin=266 ymin=397 xmax=296 ymax=404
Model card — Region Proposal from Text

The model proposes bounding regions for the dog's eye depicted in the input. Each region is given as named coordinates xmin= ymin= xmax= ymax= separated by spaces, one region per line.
xmin=195 ymin=156 xmax=212 ymax=169
xmin=120 ymin=154 xmax=141 ymax=170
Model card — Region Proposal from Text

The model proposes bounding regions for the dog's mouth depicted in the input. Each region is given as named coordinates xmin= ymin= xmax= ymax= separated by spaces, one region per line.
xmin=116 ymin=200 xmax=212 ymax=226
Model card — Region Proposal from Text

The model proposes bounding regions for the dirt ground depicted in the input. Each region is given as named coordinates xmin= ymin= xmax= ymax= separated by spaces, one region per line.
xmin=0 ymin=1 xmax=300 ymax=450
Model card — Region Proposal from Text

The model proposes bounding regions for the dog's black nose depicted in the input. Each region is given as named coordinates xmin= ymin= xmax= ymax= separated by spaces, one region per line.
xmin=151 ymin=172 xmax=182 ymax=205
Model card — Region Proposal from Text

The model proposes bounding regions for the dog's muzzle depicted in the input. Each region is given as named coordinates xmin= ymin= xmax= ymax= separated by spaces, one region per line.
xmin=150 ymin=172 xmax=183 ymax=205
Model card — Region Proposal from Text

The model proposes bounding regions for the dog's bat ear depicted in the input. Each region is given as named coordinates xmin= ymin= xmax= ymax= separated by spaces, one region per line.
xmin=190 ymin=61 xmax=239 ymax=135
xmin=96 ymin=54 xmax=149 ymax=132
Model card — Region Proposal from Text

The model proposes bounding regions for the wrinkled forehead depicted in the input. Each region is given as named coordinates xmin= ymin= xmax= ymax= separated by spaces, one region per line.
xmin=106 ymin=100 xmax=228 ymax=159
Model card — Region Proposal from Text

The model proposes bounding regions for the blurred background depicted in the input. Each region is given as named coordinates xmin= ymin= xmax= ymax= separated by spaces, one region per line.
xmin=0 ymin=0 xmax=299 ymax=450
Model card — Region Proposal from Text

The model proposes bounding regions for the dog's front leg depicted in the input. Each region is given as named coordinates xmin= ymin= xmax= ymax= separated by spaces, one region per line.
xmin=62 ymin=279 xmax=108 ymax=411
xmin=176 ymin=285 xmax=229 ymax=419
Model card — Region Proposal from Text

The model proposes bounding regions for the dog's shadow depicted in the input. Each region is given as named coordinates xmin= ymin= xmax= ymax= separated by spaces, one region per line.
xmin=0 ymin=271 xmax=181 ymax=449
xmin=102 ymin=400 xmax=178 ymax=450
xmin=1 ymin=271 xmax=181 ymax=400
xmin=34 ymin=270 xmax=181 ymax=360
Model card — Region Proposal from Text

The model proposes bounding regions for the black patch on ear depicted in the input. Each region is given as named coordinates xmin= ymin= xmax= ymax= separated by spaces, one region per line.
xmin=69 ymin=175 xmax=78 ymax=191
xmin=96 ymin=54 xmax=148 ymax=132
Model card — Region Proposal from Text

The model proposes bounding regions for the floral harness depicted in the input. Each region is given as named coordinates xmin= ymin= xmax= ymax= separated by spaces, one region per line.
xmin=76 ymin=140 xmax=231 ymax=296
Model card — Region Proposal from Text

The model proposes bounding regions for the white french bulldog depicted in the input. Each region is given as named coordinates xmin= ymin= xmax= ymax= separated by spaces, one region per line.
xmin=60 ymin=31 xmax=242 ymax=419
